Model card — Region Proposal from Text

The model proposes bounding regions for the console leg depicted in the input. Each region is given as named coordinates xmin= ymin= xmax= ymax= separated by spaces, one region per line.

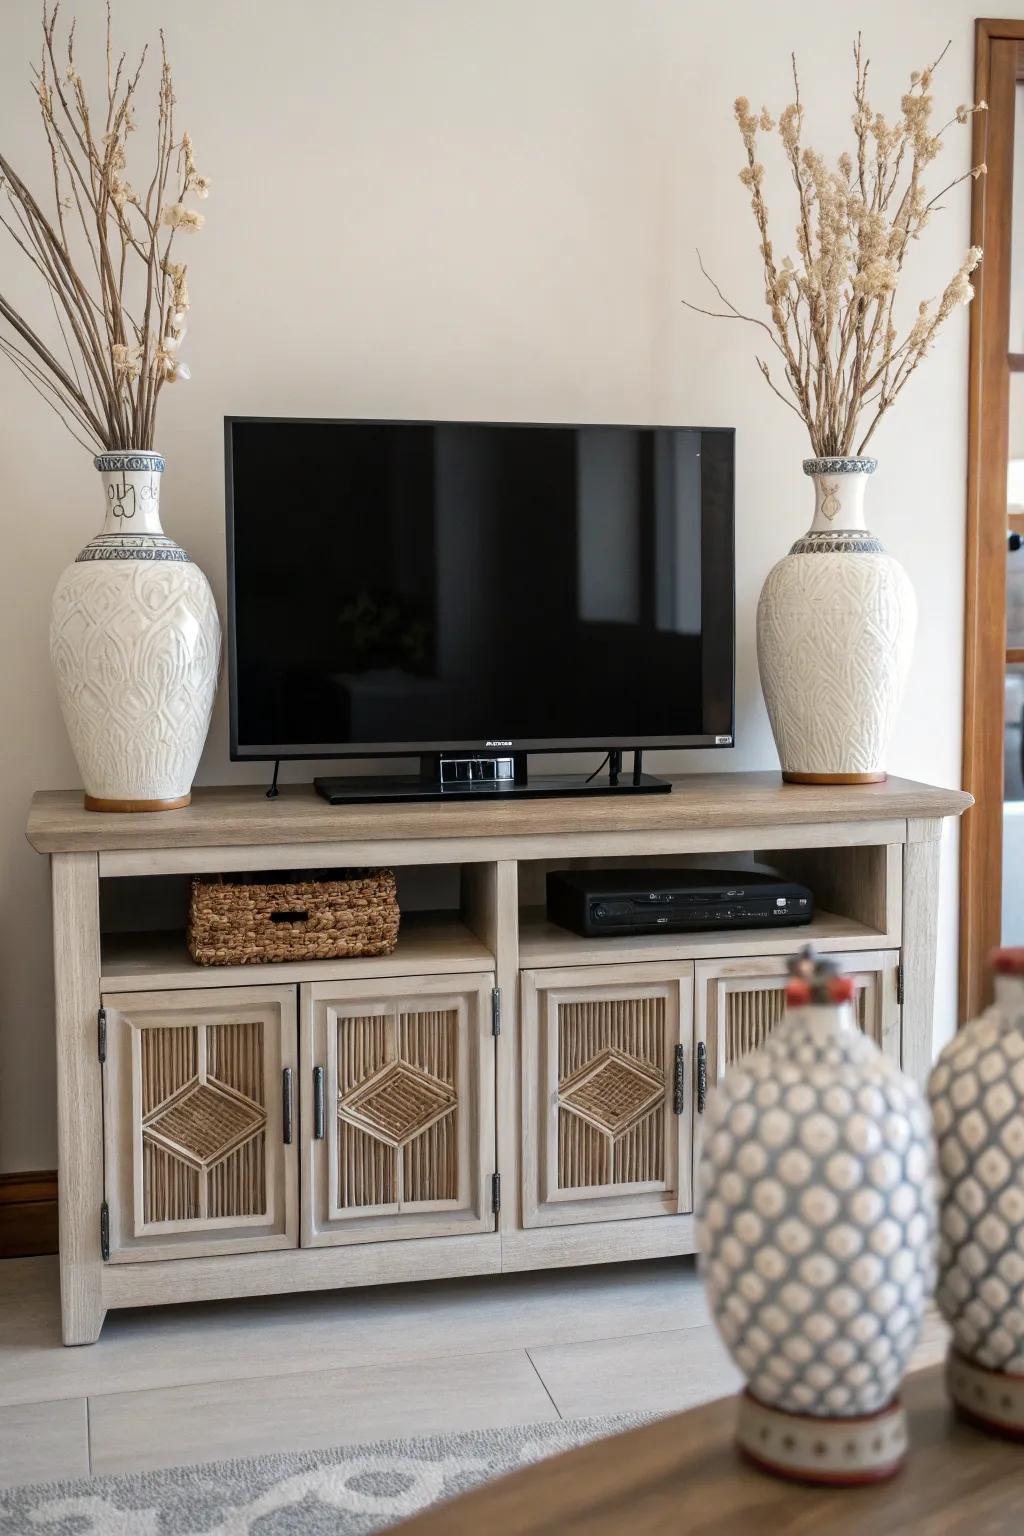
xmin=902 ymin=817 xmax=941 ymax=1085
xmin=52 ymin=852 xmax=106 ymax=1347
xmin=63 ymin=1303 xmax=108 ymax=1347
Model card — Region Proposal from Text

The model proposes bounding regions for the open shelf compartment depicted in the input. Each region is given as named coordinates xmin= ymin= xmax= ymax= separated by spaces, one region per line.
xmin=516 ymin=841 xmax=901 ymax=969
xmin=518 ymin=906 xmax=893 ymax=969
xmin=100 ymin=911 xmax=493 ymax=991
xmin=99 ymin=863 xmax=495 ymax=992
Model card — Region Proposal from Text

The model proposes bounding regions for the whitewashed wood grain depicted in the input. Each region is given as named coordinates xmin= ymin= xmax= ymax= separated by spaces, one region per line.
xmin=0 ymin=1397 xmax=89 ymax=1489
xmin=0 ymin=1254 xmax=706 ymax=1408
xmin=88 ymin=1349 xmax=557 ymax=1473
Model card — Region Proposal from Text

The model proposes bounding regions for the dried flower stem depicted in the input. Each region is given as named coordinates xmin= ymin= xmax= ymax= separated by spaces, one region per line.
xmin=683 ymin=36 xmax=985 ymax=457
xmin=0 ymin=3 xmax=207 ymax=452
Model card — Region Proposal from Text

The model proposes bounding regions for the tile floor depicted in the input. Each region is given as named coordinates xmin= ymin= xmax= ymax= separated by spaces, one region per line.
xmin=0 ymin=1254 xmax=947 ymax=1490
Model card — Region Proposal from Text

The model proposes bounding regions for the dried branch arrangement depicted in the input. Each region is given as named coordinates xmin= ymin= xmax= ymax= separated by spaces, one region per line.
xmin=684 ymin=40 xmax=985 ymax=458
xmin=0 ymin=3 xmax=207 ymax=453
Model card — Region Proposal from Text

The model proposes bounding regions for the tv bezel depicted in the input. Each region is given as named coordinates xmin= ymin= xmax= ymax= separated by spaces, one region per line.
xmin=224 ymin=415 xmax=736 ymax=762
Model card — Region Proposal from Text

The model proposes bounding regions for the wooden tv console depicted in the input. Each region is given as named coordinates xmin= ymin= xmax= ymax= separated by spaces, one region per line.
xmin=26 ymin=772 xmax=970 ymax=1345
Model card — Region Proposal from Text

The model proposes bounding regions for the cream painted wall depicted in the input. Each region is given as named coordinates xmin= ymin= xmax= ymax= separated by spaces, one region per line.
xmin=0 ymin=0 xmax=976 ymax=1171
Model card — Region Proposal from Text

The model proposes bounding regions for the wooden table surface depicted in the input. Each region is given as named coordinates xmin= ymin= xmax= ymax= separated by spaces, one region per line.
xmin=25 ymin=773 xmax=972 ymax=853
xmin=394 ymin=1367 xmax=1023 ymax=1535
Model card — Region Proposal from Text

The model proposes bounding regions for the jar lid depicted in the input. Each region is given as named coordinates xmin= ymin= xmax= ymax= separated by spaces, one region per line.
xmin=786 ymin=945 xmax=856 ymax=1005
xmin=786 ymin=974 xmax=856 ymax=1005
xmin=991 ymin=949 xmax=1024 ymax=976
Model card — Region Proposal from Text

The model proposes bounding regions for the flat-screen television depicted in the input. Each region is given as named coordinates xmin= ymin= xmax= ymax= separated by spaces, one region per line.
xmin=226 ymin=418 xmax=735 ymax=764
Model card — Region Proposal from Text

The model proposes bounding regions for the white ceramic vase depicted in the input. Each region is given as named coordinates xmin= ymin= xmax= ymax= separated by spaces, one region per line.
xmin=756 ymin=457 xmax=916 ymax=784
xmin=698 ymin=954 xmax=935 ymax=1484
xmin=928 ymin=950 xmax=1024 ymax=1437
xmin=49 ymin=450 xmax=221 ymax=811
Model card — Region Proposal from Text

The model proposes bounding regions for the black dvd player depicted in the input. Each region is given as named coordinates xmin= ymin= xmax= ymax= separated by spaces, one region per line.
xmin=546 ymin=868 xmax=814 ymax=938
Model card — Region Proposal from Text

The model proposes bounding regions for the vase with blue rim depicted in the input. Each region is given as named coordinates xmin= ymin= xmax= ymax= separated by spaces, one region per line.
xmin=49 ymin=450 xmax=221 ymax=811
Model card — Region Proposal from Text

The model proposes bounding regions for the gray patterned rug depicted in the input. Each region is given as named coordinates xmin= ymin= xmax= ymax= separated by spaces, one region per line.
xmin=0 ymin=1414 xmax=648 ymax=1534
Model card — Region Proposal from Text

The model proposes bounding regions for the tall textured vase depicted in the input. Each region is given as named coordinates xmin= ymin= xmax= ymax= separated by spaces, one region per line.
xmin=928 ymin=949 xmax=1024 ymax=1437
xmin=698 ymin=951 xmax=935 ymax=1484
xmin=756 ymin=458 xmax=916 ymax=784
xmin=49 ymin=450 xmax=221 ymax=811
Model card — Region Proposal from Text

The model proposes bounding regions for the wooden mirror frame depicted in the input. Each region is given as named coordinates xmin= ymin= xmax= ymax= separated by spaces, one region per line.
xmin=960 ymin=19 xmax=1024 ymax=1021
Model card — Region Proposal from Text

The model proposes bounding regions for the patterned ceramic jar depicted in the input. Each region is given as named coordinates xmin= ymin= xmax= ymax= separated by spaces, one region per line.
xmin=756 ymin=458 xmax=917 ymax=783
xmin=928 ymin=949 xmax=1024 ymax=1437
xmin=698 ymin=950 xmax=935 ymax=1484
xmin=49 ymin=451 xmax=221 ymax=811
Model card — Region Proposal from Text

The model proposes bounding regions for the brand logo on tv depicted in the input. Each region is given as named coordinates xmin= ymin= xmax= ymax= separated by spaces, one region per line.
xmin=485 ymin=740 xmax=513 ymax=747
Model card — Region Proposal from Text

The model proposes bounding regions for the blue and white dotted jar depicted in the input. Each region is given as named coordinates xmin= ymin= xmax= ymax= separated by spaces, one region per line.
xmin=698 ymin=951 xmax=935 ymax=1484
xmin=49 ymin=450 xmax=221 ymax=810
xmin=929 ymin=949 xmax=1024 ymax=1438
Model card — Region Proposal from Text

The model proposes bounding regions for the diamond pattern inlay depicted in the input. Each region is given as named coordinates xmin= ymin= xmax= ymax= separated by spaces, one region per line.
xmin=340 ymin=1061 xmax=456 ymax=1147
xmin=145 ymin=1080 xmax=265 ymax=1166
xmin=560 ymin=1047 xmax=664 ymax=1135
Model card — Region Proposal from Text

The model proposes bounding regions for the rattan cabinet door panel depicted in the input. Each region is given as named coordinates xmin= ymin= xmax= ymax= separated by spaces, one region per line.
xmin=102 ymin=985 xmax=299 ymax=1262
xmin=520 ymin=963 xmax=694 ymax=1230
xmin=694 ymin=949 xmax=899 ymax=1093
xmin=301 ymin=973 xmax=496 ymax=1246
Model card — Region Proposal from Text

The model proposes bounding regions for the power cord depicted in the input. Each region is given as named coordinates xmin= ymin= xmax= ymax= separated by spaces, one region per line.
xmin=585 ymin=753 xmax=610 ymax=784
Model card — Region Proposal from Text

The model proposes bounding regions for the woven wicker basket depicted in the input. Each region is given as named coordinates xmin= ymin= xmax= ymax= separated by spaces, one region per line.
xmin=187 ymin=869 xmax=400 ymax=966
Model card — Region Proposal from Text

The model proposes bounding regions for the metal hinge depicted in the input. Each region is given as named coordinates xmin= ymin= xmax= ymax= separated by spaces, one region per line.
xmin=100 ymin=1201 xmax=110 ymax=1261
xmin=491 ymin=1172 xmax=501 ymax=1213
xmin=673 ymin=1044 xmax=685 ymax=1115
xmin=97 ymin=1007 xmax=107 ymax=1064
xmin=491 ymin=987 xmax=501 ymax=1036
xmin=696 ymin=1042 xmax=708 ymax=1115
xmin=896 ymin=965 xmax=905 ymax=1006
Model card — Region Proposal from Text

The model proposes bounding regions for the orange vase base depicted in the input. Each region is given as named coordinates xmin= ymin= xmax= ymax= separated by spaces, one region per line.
xmin=782 ymin=771 xmax=887 ymax=785
xmin=84 ymin=792 xmax=191 ymax=813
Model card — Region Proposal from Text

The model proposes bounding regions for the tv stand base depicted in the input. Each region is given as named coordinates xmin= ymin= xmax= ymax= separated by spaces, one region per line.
xmin=313 ymin=772 xmax=672 ymax=805
xmin=315 ymin=749 xmax=671 ymax=804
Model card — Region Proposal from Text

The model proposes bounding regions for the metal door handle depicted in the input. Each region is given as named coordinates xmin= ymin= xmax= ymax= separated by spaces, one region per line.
xmin=697 ymin=1042 xmax=708 ymax=1115
xmin=282 ymin=1067 xmax=294 ymax=1144
xmin=313 ymin=1065 xmax=325 ymax=1140
xmin=673 ymin=1044 xmax=685 ymax=1115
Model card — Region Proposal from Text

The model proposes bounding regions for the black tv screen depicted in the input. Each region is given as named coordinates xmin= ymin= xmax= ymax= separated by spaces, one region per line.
xmin=226 ymin=418 xmax=735 ymax=759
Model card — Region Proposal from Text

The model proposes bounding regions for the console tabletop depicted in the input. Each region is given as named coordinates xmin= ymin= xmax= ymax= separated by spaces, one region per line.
xmin=26 ymin=772 xmax=971 ymax=855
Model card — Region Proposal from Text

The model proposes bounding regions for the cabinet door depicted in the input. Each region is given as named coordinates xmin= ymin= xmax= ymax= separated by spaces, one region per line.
xmin=102 ymin=985 xmax=298 ymax=1262
xmin=521 ymin=963 xmax=694 ymax=1229
xmin=302 ymin=972 xmax=496 ymax=1246
xmin=695 ymin=949 xmax=900 ymax=1095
